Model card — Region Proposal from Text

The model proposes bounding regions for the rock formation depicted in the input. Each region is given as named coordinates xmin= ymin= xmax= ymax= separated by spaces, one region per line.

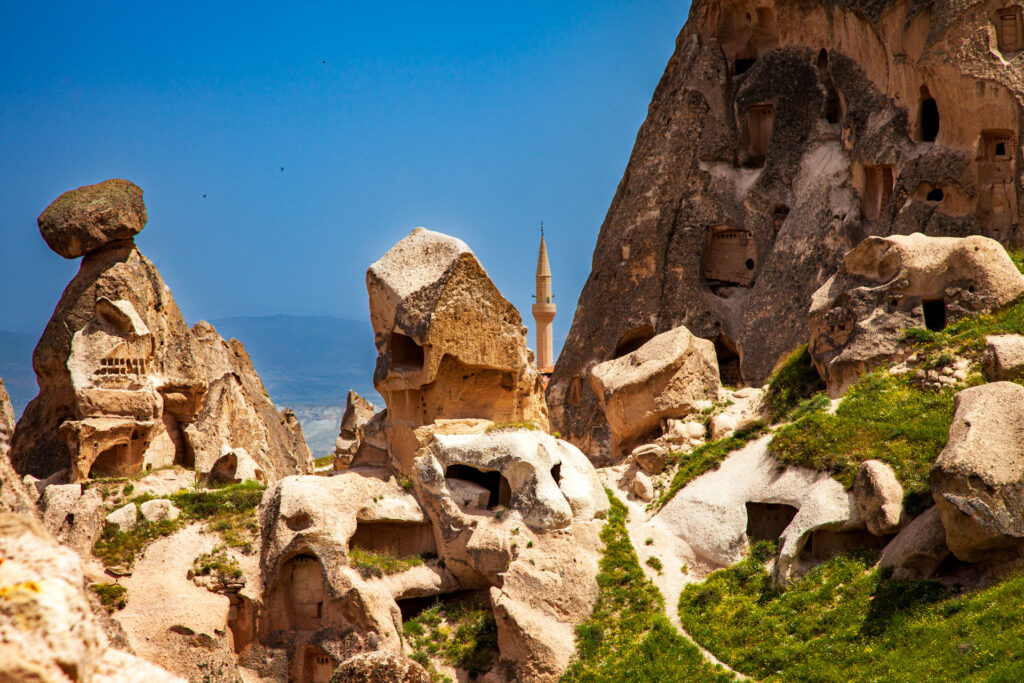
xmin=548 ymin=0 xmax=1024 ymax=456
xmin=809 ymin=233 xmax=1024 ymax=394
xmin=367 ymin=228 xmax=548 ymax=467
xmin=931 ymin=381 xmax=1024 ymax=562
xmin=332 ymin=390 xmax=377 ymax=469
xmin=10 ymin=180 xmax=312 ymax=484
xmin=589 ymin=325 xmax=719 ymax=458
xmin=0 ymin=379 xmax=35 ymax=515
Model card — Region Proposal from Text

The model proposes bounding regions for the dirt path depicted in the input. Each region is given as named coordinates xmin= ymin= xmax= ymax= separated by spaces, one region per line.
xmin=599 ymin=467 xmax=752 ymax=681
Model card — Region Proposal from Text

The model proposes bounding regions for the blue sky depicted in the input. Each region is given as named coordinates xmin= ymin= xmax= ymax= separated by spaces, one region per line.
xmin=0 ymin=1 xmax=689 ymax=356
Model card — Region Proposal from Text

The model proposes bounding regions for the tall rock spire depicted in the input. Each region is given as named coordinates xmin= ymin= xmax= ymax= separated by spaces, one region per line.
xmin=532 ymin=225 xmax=556 ymax=372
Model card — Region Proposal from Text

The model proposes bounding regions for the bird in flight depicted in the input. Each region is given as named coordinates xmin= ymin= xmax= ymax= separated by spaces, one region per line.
xmin=280 ymin=167 xmax=284 ymax=172
xmin=202 ymin=194 xmax=207 ymax=198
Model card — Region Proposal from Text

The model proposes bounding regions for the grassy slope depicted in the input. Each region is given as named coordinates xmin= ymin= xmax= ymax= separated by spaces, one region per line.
xmin=561 ymin=492 xmax=734 ymax=682
xmin=678 ymin=552 xmax=1024 ymax=682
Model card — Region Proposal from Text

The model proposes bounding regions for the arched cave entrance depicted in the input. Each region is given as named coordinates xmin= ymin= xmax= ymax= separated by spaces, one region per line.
xmin=286 ymin=554 xmax=326 ymax=631
xmin=796 ymin=529 xmax=887 ymax=566
xmin=919 ymin=87 xmax=939 ymax=142
xmin=861 ymin=165 xmax=895 ymax=221
xmin=745 ymin=502 xmax=799 ymax=542
xmin=445 ymin=464 xmax=512 ymax=509
xmin=88 ymin=430 xmax=145 ymax=479
xmin=613 ymin=325 xmax=655 ymax=359
xmin=816 ymin=50 xmax=841 ymax=124
xmin=714 ymin=336 xmax=742 ymax=387
xmin=923 ymin=299 xmax=947 ymax=332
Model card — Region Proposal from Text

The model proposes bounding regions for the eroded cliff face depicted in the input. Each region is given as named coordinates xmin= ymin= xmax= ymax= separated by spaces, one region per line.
xmin=548 ymin=0 xmax=1024 ymax=457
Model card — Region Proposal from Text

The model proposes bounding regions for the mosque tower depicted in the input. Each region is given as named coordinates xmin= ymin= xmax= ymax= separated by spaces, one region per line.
xmin=531 ymin=225 xmax=556 ymax=373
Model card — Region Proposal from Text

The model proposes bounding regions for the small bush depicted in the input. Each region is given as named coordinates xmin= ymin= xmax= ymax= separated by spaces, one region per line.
xmin=763 ymin=345 xmax=826 ymax=422
xmin=92 ymin=519 xmax=180 ymax=568
xmin=645 ymin=556 xmax=663 ymax=573
xmin=403 ymin=595 xmax=498 ymax=679
xmin=348 ymin=547 xmax=424 ymax=578
xmin=90 ymin=582 xmax=127 ymax=612
xmin=193 ymin=546 xmax=243 ymax=583
xmin=485 ymin=421 xmax=538 ymax=432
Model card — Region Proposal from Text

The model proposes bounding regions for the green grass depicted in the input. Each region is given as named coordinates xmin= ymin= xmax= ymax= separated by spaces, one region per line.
xmin=193 ymin=545 xmax=243 ymax=583
xmin=561 ymin=492 xmax=734 ymax=682
xmin=90 ymin=582 xmax=128 ymax=613
xmin=313 ymin=454 xmax=334 ymax=467
xmin=485 ymin=421 xmax=538 ymax=432
xmin=768 ymin=370 xmax=957 ymax=515
xmin=348 ymin=547 xmax=425 ymax=578
xmin=94 ymin=482 xmax=266 ymax=568
xmin=403 ymin=595 xmax=498 ymax=682
xmin=654 ymin=421 xmax=766 ymax=510
xmin=678 ymin=551 xmax=1024 ymax=681
xmin=763 ymin=345 xmax=827 ymax=422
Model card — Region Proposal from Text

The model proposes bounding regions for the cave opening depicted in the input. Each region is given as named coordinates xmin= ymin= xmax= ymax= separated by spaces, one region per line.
xmin=745 ymin=502 xmax=798 ymax=542
xmin=388 ymin=332 xmax=425 ymax=371
xmin=920 ymin=88 xmax=939 ymax=142
xmin=612 ymin=325 xmax=656 ymax=359
xmin=923 ymin=299 xmax=947 ymax=331
xmin=817 ymin=49 xmax=841 ymax=124
xmin=445 ymin=464 xmax=512 ymax=509
xmin=926 ymin=188 xmax=944 ymax=202
xmin=714 ymin=336 xmax=742 ymax=387
xmin=997 ymin=7 xmax=1023 ymax=52
xmin=746 ymin=104 xmax=774 ymax=165
xmin=286 ymin=554 xmax=326 ymax=631
xmin=734 ymin=57 xmax=756 ymax=74
xmin=349 ymin=520 xmax=437 ymax=559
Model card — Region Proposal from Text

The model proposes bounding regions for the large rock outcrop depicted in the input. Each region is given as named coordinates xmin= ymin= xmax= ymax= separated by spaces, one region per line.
xmin=0 ymin=379 xmax=35 ymax=515
xmin=548 ymin=0 xmax=1024 ymax=456
xmin=11 ymin=181 xmax=312 ymax=485
xmin=589 ymin=325 xmax=719 ymax=458
xmin=809 ymin=233 xmax=1024 ymax=394
xmin=185 ymin=320 xmax=314 ymax=483
xmin=931 ymin=381 xmax=1024 ymax=562
xmin=367 ymin=228 xmax=548 ymax=467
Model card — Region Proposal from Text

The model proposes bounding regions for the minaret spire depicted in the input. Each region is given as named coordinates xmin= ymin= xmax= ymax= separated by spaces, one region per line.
xmin=532 ymin=223 xmax=556 ymax=373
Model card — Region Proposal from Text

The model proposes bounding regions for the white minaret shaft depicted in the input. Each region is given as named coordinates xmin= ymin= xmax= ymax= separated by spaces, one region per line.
xmin=531 ymin=230 xmax=556 ymax=370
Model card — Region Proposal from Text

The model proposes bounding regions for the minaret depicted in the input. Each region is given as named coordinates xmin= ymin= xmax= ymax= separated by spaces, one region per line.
xmin=532 ymin=225 xmax=556 ymax=372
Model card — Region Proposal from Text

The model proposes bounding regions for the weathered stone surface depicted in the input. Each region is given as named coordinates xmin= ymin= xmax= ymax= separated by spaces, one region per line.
xmin=633 ymin=471 xmax=654 ymax=502
xmin=140 ymin=498 xmax=180 ymax=523
xmin=879 ymin=507 xmax=950 ymax=580
xmin=655 ymin=435 xmax=863 ymax=581
xmin=632 ymin=443 xmax=669 ymax=475
xmin=810 ymin=234 xmax=1024 ymax=394
xmin=332 ymin=651 xmax=431 ymax=683
xmin=185 ymin=320 xmax=314 ymax=483
xmin=931 ymin=382 xmax=1024 ymax=561
xmin=340 ymin=390 xmax=376 ymax=441
xmin=106 ymin=502 xmax=139 ymax=531
xmin=853 ymin=459 xmax=904 ymax=536
xmin=38 ymin=178 xmax=147 ymax=259
xmin=590 ymin=326 xmax=719 ymax=458
xmin=984 ymin=333 xmax=1024 ymax=380
xmin=367 ymin=228 xmax=548 ymax=468
xmin=0 ymin=381 xmax=36 ymax=515
xmin=0 ymin=513 xmax=183 ymax=682
xmin=12 ymin=206 xmax=207 ymax=480
xmin=549 ymin=0 xmax=1024 ymax=456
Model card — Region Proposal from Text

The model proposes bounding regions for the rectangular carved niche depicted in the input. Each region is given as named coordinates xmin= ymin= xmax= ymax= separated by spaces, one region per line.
xmin=978 ymin=130 xmax=1018 ymax=229
xmin=862 ymin=165 xmax=895 ymax=221
xmin=746 ymin=104 xmax=774 ymax=165
xmin=997 ymin=7 xmax=1024 ymax=52
xmin=703 ymin=227 xmax=757 ymax=287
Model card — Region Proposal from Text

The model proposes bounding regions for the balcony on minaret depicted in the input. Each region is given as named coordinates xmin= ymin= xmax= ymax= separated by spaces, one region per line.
xmin=532 ymin=229 xmax=557 ymax=376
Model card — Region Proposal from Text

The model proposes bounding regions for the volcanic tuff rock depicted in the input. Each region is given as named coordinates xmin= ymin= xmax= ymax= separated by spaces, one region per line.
xmin=589 ymin=325 xmax=720 ymax=459
xmin=367 ymin=228 xmax=548 ymax=468
xmin=38 ymin=179 xmax=147 ymax=259
xmin=548 ymin=0 xmax=1024 ymax=457
xmin=11 ymin=181 xmax=313 ymax=485
xmin=809 ymin=233 xmax=1024 ymax=394
xmin=852 ymin=459 xmax=904 ymax=536
xmin=931 ymin=381 xmax=1024 ymax=561
xmin=0 ymin=379 xmax=34 ymax=515
xmin=879 ymin=506 xmax=950 ymax=580
xmin=983 ymin=333 xmax=1024 ymax=380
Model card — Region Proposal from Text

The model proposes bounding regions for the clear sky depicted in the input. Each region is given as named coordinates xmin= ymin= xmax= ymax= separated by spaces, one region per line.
xmin=0 ymin=1 xmax=690 ymax=356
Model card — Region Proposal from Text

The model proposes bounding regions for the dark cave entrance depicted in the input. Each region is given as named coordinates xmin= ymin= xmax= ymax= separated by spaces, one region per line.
xmin=923 ymin=299 xmax=947 ymax=331
xmin=920 ymin=88 xmax=939 ymax=142
xmin=388 ymin=332 xmax=425 ymax=371
xmin=714 ymin=336 xmax=742 ymax=387
xmin=745 ymin=502 xmax=799 ymax=542
xmin=445 ymin=464 xmax=512 ymax=509
xmin=613 ymin=325 xmax=656 ymax=359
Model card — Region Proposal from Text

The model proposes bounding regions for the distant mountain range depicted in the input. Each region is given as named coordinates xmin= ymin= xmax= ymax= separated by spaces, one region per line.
xmin=0 ymin=315 xmax=383 ymax=455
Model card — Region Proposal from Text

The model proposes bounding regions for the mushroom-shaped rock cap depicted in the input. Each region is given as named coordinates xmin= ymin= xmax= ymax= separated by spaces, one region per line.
xmin=38 ymin=179 xmax=147 ymax=259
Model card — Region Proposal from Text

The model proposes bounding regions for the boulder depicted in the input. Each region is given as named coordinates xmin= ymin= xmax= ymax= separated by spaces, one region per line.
xmin=332 ymin=651 xmax=431 ymax=683
xmin=37 ymin=178 xmax=147 ymax=259
xmin=106 ymin=503 xmax=139 ymax=531
xmin=0 ymin=381 xmax=37 ymax=516
xmin=662 ymin=419 xmax=706 ymax=447
xmin=879 ymin=507 xmax=950 ymax=580
xmin=931 ymin=382 xmax=1024 ymax=561
xmin=40 ymin=483 xmax=82 ymax=531
xmin=367 ymin=228 xmax=548 ymax=468
xmin=809 ymin=234 xmax=1024 ymax=395
xmin=185 ymin=320 xmax=314 ymax=483
xmin=633 ymin=471 xmax=654 ymax=502
xmin=590 ymin=325 xmax=719 ymax=457
xmin=631 ymin=443 xmax=669 ymax=475
xmin=0 ymin=513 xmax=183 ymax=682
xmin=655 ymin=435 xmax=863 ymax=581
xmin=853 ymin=460 xmax=904 ymax=536
xmin=139 ymin=499 xmax=180 ymax=523
xmin=340 ymin=389 xmax=376 ymax=440
xmin=548 ymin=0 xmax=1024 ymax=455
xmin=984 ymin=334 xmax=1024 ymax=380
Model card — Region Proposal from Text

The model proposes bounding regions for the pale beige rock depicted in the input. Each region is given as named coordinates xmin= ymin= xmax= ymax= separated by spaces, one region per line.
xmin=38 ymin=179 xmax=147 ymax=259
xmin=984 ymin=334 xmax=1024 ymax=380
xmin=40 ymin=483 xmax=82 ymax=531
xmin=633 ymin=471 xmax=654 ymax=502
xmin=139 ymin=498 xmax=180 ymax=523
xmin=590 ymin=325 xmax=719 ymax=458
xmin=131 ymin=467 xmax=196 ymax=498
xmin=810 ymin=234 xmax=1024 ymax=395
xmin=367 ymin=228 xmax=549 ymax=469
xmin=709 ymin=386 xmax=765 ymax=440
xmin=879 ymin=507 xmax=950 ymax=580
xmin=106 ymin=502 xmax=138 ymax=531
xmin=853 ymin=460 xmax=904 ymax=536
xmin=931 ymin=382 xmax=1024 ymax=561
xmin=186 ymin=320 xmax=314 ymax=483
xmin=632 ymin=443 xmax=669 ymax=474
xmin=0 ymin=513 xmax=183 ymax=682
xmin=663 ymin=418 xmax=706 ymax=446
xmin=332 ymin=651 xmax=431 ymax=683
